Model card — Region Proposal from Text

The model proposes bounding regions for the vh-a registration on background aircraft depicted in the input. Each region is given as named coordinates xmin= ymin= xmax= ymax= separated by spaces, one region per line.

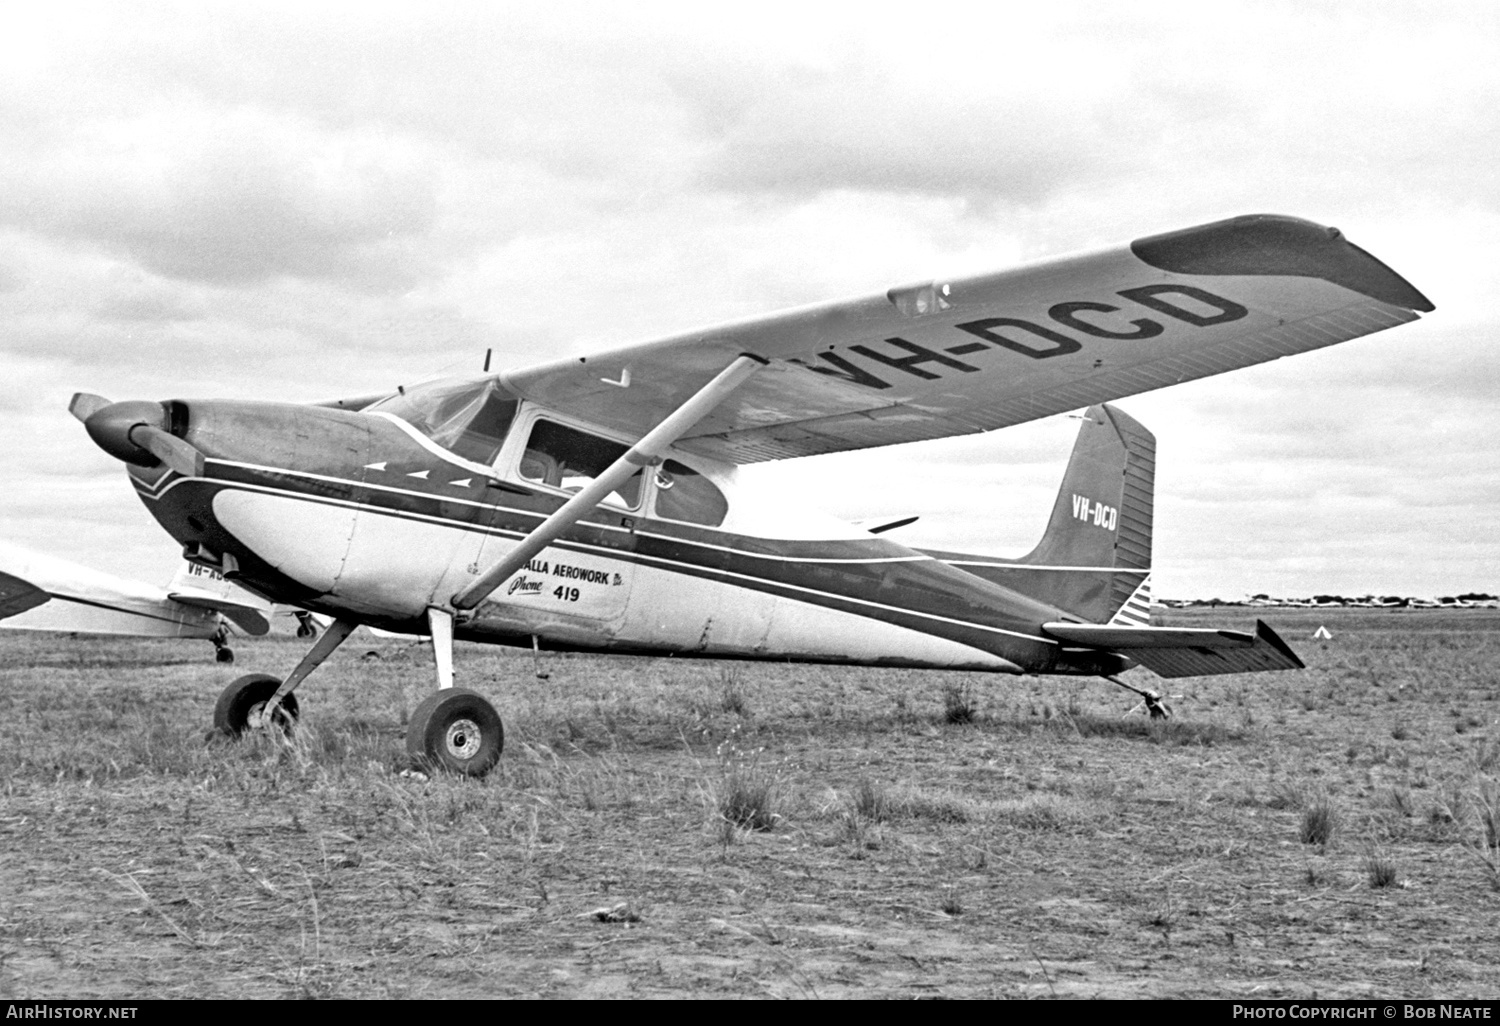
xmin=66 ymin=214 xmax=1432 ymax=777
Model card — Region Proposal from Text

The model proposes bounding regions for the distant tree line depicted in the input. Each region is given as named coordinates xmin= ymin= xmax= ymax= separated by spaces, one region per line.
xmin=1175 ymin=592 xmax=1497 ymax=608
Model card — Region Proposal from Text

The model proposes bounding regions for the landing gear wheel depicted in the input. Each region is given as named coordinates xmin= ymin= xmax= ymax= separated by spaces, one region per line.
xmin=406 ymin=688 xmax=504 ymax=777
xmin=213 ymin=673 xmax=300 ymax=737
xmin=211 ymin=625 xmax=234 ymax=664
xmin=1143 ymin=693 xmax=1173 ymax=720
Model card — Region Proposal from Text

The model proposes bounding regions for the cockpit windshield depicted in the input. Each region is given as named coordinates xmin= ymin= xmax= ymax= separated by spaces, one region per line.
xmin=365 ymin=376 xmax=519 ymax=465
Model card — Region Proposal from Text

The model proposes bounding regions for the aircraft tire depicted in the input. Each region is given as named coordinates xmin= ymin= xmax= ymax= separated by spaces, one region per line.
xmin=407 ymin=688 xmax=504 ymax=777
xmin=213 ymin=673 xmax=300 ymax=737
xmin=216 ymin=646 xmax=235 ymax=664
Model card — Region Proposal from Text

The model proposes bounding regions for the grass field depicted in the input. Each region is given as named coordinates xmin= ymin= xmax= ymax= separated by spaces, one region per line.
xmin=2 ymin=608 xmax=1498 ymax=999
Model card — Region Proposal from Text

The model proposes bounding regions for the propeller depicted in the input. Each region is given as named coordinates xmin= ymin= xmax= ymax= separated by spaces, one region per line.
xmin=132 ymin=426 xmax=205 ymax=478
xmin=69 ymin=393 xmax=206 ymax=478
xmin=68 ymin=393 xmax=112 ymax=422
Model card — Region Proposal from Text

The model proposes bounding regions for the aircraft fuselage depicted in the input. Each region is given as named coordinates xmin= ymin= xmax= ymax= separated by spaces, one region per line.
xmin=125 ymin=398 xmax=1119 ymax=677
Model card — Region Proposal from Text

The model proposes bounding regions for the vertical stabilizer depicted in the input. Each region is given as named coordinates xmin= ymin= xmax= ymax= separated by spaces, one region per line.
xmin=1019 ymin=404 xmax=1155 ymax=622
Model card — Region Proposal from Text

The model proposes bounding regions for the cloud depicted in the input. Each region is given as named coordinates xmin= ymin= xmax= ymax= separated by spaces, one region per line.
xmin=0 ymin=106 xmax=444 ymax=289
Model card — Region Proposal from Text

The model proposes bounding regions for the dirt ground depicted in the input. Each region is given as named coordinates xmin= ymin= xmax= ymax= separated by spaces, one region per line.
xmin=2 ymin=608 xmax=1498 ymax=999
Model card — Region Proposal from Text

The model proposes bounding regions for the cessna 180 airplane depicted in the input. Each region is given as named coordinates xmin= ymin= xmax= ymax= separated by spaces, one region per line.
xmin=67 ymin=214 xmax=1432 ymax=776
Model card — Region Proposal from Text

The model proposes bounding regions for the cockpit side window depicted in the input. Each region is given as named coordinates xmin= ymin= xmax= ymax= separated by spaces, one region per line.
xmin=366 ymin=378 xmax=519 ymax=465
xmin=653 ymin=459 xmax=728 ymax=527
xmin=519 ymin=419 xmax=643 ymax=509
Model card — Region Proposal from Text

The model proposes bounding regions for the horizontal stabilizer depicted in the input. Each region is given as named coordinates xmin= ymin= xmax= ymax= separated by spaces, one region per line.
xmin=167 ymin=561 xmax=273 ymax=636
xmin=1043 ymin=619 xmax=1304 ymax=677
xmin=168 ymin=590 xmax=272 ymax=636
xmin=0 ymin=569 xmax=51 ymax=619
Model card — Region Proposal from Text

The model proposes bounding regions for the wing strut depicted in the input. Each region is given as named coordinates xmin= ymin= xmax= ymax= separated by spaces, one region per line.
xmin=450 ymin=353 xmax=767 ymax=611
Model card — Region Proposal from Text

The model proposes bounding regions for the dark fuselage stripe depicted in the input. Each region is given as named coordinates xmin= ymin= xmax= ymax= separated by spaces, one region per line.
xmin=146 ymin=469 xmax=1060 ymax=649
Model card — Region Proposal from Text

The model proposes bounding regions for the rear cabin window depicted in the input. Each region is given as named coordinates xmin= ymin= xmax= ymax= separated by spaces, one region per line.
xmin=366 ymin=377 xmax=519 ymax=465
xmin=653 ymin=459 xmax=728 ymax=527
xmin=519 ymin=420 xmax=643 ymax=509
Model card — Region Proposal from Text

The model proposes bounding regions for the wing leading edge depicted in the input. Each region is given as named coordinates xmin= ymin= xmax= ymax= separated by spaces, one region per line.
xmin=498 ymin=214 xmax=1431 ymax=462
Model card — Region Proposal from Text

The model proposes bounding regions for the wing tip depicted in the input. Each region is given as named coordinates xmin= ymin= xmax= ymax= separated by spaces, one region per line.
xmin=1131 ymin=213 xmax=1434 ymax=314
xmin=1255 ymin=618 xmax=1307 ymax=670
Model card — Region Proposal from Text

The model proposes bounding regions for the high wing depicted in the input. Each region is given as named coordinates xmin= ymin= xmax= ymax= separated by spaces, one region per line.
xmin=1044 ymin=620 xmax=1305 ymax=678
xmin=497 ymin=214 xmax=1432 ymax=462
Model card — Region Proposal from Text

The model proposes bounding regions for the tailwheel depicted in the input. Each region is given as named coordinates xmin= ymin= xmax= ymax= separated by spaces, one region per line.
xmin=1103 ymin=674 xmax=1173 ymax=720
xmin=1141 ymin=692 xmax=1173 ymax=720
xmin=406 ymin=688 xmax=504 ymax=777
xmin=213 ymin=673 xmax=300 ymax=737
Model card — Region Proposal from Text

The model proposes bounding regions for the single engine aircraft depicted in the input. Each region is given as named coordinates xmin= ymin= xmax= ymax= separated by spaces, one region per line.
xmin=67 ymin=214 xmax=1433 ymax=776
xmin=0 ymin=541 xmax=271 ymax=660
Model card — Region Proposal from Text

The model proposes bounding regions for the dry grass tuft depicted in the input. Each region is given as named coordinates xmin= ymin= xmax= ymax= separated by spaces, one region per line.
xmin=989 ymin=793 xmax=1098 ymax=832
xmin=719 ymin=667 xmax=751 ymax=718
xmin=1300 ymin=796 xmax=1340 ymax=846
xmin=1467 ymin=783 xmax=1500 ymax=890
xmin=1365 ymin=852 xmax=1401 ymax=889
xmin=895 ymin=788 xmax=974 ymax=824
xmin=851 ymin=776 xmax=890 ymax=822
xmin=942 ymin=684 xmax=976 ymax=725
xmin=711 ymin=729 xmax=785 ymax=834
xmin=1016 ymin=711 xmax=1243 ymax=747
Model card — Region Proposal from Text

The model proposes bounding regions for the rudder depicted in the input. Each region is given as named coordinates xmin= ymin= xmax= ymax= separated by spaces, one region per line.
xmin=1018 ymin=404 xmax=1155 ymax=623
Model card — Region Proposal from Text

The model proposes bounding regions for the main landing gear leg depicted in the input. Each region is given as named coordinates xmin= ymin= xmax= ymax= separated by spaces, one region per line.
xmin=1104 ymin=674 xmax=1173 ymax=720
xmin=405 ymin=606 xmax=504 ymax=778
xmin=212 ymin=618 xmax=358 ymax=737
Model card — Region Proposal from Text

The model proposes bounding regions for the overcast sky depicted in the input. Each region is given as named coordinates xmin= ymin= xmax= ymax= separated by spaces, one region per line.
xmin=2 ymin=1 xmax=1496 ymax=600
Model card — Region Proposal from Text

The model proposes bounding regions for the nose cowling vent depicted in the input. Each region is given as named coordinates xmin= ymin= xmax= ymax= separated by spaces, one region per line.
xmin=165 ymin=400 xmax=192 ymax=439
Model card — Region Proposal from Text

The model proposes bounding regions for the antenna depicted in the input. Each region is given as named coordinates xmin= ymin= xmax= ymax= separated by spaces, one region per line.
xmin=483 ymin=348 xmax=492 ymax=373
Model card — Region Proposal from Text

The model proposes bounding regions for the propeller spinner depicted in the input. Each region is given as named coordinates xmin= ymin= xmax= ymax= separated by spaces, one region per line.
xmin=69 ymin=393 xmax=205 ymax=478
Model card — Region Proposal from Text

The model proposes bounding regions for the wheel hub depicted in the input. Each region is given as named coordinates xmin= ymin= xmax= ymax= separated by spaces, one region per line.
xmin=445 ymin=718 xmax=482 ymax=760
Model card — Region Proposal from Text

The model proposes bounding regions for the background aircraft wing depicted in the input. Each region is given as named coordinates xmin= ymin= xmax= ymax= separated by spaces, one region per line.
xmin=0 ymin=541 xmax=222 ymax=639
xmin=499 ymin=214 xmax=1432 ymax=463
xmin=1044 ymin=620 xmax=1305 ymax=677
